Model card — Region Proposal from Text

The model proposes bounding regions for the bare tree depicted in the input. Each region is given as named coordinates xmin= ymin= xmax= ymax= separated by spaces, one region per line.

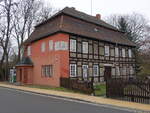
xmin=0 ymin=0 xmax=17 ymax=80
xmin=13 ymin=0 xmax=56 ymax=62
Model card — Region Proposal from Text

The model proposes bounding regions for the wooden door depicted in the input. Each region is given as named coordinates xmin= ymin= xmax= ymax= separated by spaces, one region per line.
xmin=104 ymin=66 xmax=112 ymax=81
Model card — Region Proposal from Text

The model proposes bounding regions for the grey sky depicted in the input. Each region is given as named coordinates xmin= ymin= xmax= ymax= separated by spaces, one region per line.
xmin=45 ymin=0 xmax=150 ymax=21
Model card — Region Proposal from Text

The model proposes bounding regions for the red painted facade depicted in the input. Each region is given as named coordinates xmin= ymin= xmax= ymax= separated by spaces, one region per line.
xmin=16 ymin=33 xmax=70 ymax=87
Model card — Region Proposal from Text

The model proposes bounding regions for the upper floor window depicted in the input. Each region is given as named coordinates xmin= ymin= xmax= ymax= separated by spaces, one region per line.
xmin=93 ymin=65 xmax=99 ymax=76
xmin=128 ymin=49 xmax=132 ymax=58
xmin=27 ymin=46 xmax=31 ymax=56
xmin=115 ymin=47 xmax=119 ymax=57
xmin=122 ymin=49 xmax=126 ymax=57
xmin=49 ymin=40 xmax=53 ymax=51
xmin=70 ymin=64 xmax=76 ymax=77
xmin=70 ymin=39 xmax=76 ymax=52
xmin=105 ymin=46 xmax=109 ymax=56
xmin=41 ymin=42 xmax=46 ymax=52
xmin=110 ymin=48 xmax=115 ymax=57
xmin=82 ymin=42 xmax=88 ymax=53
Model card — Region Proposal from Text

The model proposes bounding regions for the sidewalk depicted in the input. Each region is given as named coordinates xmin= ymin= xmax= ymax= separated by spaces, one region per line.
xmin=0 ymin=82 xmax=149 ymax=112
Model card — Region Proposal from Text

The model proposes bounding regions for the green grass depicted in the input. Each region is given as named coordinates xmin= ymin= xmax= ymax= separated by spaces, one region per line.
xmin=25 ymin=84 xmax=83 ymax=94
xmin=24 ymin=84 xmax=106 ymax=97
xmin=94 ymin=84 xmax=106 ymax=96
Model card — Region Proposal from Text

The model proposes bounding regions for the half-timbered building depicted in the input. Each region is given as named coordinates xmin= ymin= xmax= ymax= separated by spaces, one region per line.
xmin=16 ymin=7 xmax=136 ymax=86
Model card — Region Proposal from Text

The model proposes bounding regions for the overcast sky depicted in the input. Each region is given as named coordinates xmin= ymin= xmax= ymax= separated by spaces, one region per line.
xmin=45 ymin=0 xmax=150 ymax=22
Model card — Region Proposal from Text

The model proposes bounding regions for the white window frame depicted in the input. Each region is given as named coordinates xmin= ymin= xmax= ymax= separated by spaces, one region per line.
xmin=70 ymin=64 xmax=77 ymax=77
xmin=122 ymin=48 xmax=126 ymax=57
xmin=82 ymin=65 xmax=88 ymax=78
xmin=128 ymin=49 xmax=132 ymax=58
xmin=41 ymin=42 xmax=46 ymax=52
xmin=116 ymin=66 xmax=120 ymax=76
xmin=105 ymin=46 xmax=109 ymax=56
xmin=70 ymin=39 xmax=76 ymax=52
xmin=27 ymin=46 xmax=31 ymax=56
xmin=49 ymin=40 xmax=53 ymax=51
xmin=82 ymin=42 xmax=88 ymax=53
xmin=115 ymin=47 xmax=119 ymax=57
xmin=93 ymin=65 xmax=99 ymax=76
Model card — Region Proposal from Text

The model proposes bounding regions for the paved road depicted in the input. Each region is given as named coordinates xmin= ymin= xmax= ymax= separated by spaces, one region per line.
xmin=0 ymin=87 xmax=134 ymax=113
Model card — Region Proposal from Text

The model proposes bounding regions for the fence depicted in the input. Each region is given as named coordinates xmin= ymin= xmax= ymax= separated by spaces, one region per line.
xmin=106 ymin=78 xmax=150 ymax=104
xmin=60 ymin=77 xmax=94 ymax=94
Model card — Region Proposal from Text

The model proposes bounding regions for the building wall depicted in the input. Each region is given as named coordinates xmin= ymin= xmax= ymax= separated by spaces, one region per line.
xmin=26 ymin=33 xmax=69 ymax=87
xmin=69 ymin=35 xmax=136 ymax=82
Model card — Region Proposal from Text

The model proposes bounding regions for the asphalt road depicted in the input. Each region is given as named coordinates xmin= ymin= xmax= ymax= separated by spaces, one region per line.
xmin=0 ymin=87 xmax=134 ymax=113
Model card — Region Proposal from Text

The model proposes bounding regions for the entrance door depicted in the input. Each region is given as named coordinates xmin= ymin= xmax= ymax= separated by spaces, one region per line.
xmin=104 ymin=66 xmax=112 ymax=81
xmin=19 ymin=69 xmax=22 ymax=82
xmin=82 ymin=65 xmax=88 ymax=80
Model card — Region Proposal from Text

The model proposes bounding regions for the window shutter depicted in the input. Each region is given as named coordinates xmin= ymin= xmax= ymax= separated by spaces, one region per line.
xmin=105 ymin=46 xmax=109 ymax=56
xmin=49 ymin=40 xmax=53 ymax=51
xmin=41 ymin=42 xmax=46 ymax=52
xmin=70 ymin=39 xmax=76 ymax=52
xmin=122 ymin=49 xmax=126 ymax=57
xmin=115 ymin=47 xmax=119 ymax=57
xmin=128 ymin=49 xmax=132 ymax=58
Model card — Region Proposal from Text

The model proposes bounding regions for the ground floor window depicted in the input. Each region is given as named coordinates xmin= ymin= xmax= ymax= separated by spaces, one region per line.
xmin=42 ymin=65 xmax=53 ymax=77
xmin=93 ymin=65 xmax=99 ymax=76
xmin=70 ymin=64 xmax=77 ymax=77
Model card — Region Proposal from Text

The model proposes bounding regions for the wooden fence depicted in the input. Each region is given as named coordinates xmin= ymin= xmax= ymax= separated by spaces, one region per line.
xmin=60 ymin=77 xmax=94 ymax=94
xmin=106 ymin=78 xmax=150 ymax=104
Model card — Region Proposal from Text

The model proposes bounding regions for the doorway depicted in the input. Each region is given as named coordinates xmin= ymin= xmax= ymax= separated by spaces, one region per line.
xmin=104 ymin=66 xmax=112 ymax=81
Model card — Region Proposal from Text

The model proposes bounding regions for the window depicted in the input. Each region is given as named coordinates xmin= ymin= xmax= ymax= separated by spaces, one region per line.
xmin=111 ymin=68 xmax=116 ymax=76
xmin=105 ymin=46 xmax=109 ymax=56
xmin=27 ymin=46 xmax=31 ymax=56
xmin=116 ymin=66 xmax=120 ymax=76
xmin=115 ymin=47 xmax=119 ymax=57
xmin=122 ymin=49 xmax=126 ymax=57
xmin=93 ymin=65 xmax=99 ymax=76
xmin=99 ymin=47 xmax=104 ymax=55
xmin=110 ymin=48 xmax=115 ymax=56
xmin=41 ymin=42 xmax=46 ymax=52
xmin=49 ymin=40 xmax=53 ymax=51
xmin=82 ymin=42 xmax=88 ymax=53
xmin=70 ymin=39 xmax=76 ymax=52
xmin=122 ymin=66 xmax=126 ymax=75
xmin=70 ymin=64 xmax=76 ymax=77
xmin=42 ymin=65 xmax=53 ymax=77
xmin=129 ymin=66 xmax=134 ymax=75
xmin=94 ymin=43 xmax=98 ymax=54
xmin=128 ymin=49 xmax=132 ymax=58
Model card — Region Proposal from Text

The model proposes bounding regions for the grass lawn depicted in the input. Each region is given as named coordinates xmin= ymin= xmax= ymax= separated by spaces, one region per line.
xmin=25 ymin=84 xmax=84 ymax=94
xmin=94 ymin=84 xmax=106 ymax=96
xmin=25 ymin=84 xmax=106 ymax=97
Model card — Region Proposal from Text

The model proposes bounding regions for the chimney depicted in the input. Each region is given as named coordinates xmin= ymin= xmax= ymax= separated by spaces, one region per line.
xmin=96 ymin=14 xmax=101 ymax=20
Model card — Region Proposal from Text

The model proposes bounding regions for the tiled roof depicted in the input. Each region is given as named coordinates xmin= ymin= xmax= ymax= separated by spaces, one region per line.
xmin=25 ymin=7 xmax=136 ymax=47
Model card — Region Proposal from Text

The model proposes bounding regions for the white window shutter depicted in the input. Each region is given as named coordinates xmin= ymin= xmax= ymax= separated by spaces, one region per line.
xmin=128 ymin=49 xmax=132 ymax=58
xmin=82 ymin=42 xmax=88 ymax=53
xmin=115 ymin=47 xmax=119 ymax=57
xmin=105 ymin=46 xmax=109 ymax=56
xmin=70 ymin=39 xmax=76 ymax=52
xmin=41 ymin=42 xmax=46 ymax=52
xmin=49 ymin=40 xmax=53 ymax=51
xmin=122 ymin=49 xmax=126 ymax=57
